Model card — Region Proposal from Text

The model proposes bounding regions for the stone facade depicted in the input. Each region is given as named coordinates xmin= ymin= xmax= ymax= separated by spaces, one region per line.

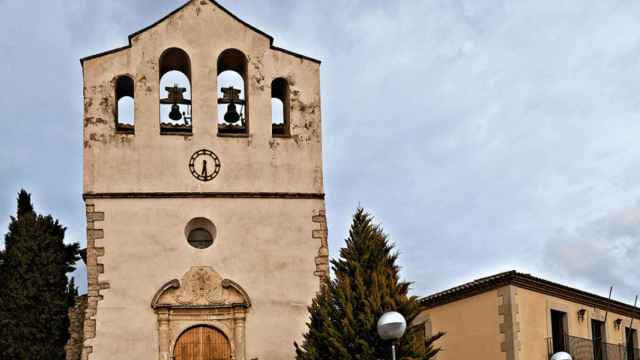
xmin=498 ymin=285 xmax=521 ymax=360
xmin=82 ymin=203 xmax=106 ymax=360
xmin=151 ymin=266 xmax=251 ymax=360
xmin=66 ymin=296 xmax=88 ymax=360
xmin=312 ymin=209 xmax=329 ymax=282
xmin=80 ymin=1 xmax=326 ymax=359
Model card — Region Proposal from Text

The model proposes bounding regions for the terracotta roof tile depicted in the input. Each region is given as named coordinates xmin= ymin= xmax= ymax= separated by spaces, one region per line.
xmin=420 ymin=271 xmax=640 ymax=319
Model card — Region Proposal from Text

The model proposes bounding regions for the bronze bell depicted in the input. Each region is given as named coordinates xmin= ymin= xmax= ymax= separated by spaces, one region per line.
xmin=218 ymin=86 xmax=245 ymax=124
xmin=169 ymin=104 xmax=182 ymax=121
xmin=224 ymin=103 xmax=240 ymax=124
xmin=160 ymin=84 xmax=192 ymax=123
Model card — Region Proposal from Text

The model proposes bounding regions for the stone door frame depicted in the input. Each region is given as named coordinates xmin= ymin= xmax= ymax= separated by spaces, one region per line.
xmin=151 ymin=268 xmax=251 ymax=360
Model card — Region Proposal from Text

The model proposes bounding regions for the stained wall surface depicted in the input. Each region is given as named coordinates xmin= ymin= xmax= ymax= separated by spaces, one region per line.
xmin=517 ymin=287 xmax=639 ymax=360
xmin=416 ymin=289 xmax=505 ymax=360
xmin=86 ymin=198 xmax=325 ymax=360
xmin=81 ymin=1 xmax=326 ymax=359
xmin=82 ymin=1 xmax=323 ymax=195
xmin=416 ymin=283 xmax=640 ymax=360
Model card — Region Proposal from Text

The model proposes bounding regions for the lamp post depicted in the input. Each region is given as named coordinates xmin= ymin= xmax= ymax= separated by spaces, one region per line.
xmin=377 ymin=312 xmax=407 ymax=360
xmin=551 ymin=352 xmax=572 ymax=360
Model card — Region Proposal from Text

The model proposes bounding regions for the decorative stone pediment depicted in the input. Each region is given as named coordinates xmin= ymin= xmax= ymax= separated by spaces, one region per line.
xmin=151 ymin=267 xmax=251 ymax=309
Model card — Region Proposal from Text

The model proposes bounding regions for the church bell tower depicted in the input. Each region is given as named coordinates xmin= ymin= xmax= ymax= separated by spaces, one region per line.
xmin=80 ymin=1 xmax=328 ymax=359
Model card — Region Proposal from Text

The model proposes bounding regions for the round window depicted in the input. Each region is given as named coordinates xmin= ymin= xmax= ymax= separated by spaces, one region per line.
xmin=184 ymin=217 xmax=217 ymax=250
xmin=188 ymin=228 xmax=213 ymax=249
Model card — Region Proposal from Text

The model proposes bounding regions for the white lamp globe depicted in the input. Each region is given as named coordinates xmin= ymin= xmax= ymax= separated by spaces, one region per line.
xmin=377 ymin=312 xmax=407 ymax=340
xmin=550 ymin=352 xmax=572 ymax=360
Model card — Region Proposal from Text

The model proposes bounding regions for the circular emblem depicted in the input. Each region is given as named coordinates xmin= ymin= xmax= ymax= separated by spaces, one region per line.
xmin=189 ymin=149 xmax=221 ymax=182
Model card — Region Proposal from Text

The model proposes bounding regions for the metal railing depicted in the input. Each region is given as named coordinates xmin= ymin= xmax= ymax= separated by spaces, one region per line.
xmin=547 ymin=336 xmax=640 ymax=360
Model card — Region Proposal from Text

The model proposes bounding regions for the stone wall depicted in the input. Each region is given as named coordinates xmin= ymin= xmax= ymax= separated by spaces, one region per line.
xmin=312 ymin=209 xmax=329 ymax=284
xmin=66 ymin=295 xmax=88 ymax=360
xmin=82 ymin=203 xmax=107 ymax=360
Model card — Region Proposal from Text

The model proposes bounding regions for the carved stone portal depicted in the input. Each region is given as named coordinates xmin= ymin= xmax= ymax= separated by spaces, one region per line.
xmin=151 ymin=267 xmax=251 ymax=360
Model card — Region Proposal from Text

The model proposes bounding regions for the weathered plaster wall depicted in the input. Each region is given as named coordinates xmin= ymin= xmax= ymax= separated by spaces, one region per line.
xmin=82 ymin=0 xmax=323 ymax=195
xmin=83 ymin=198 xmax=325 ymax=360
xmin=517 ymin=287 xmax=640 ymax=360
xmin=81 ymin=1 xmax=326 ymax=359
xmin=418 ymin=286 xmax=640 ymax=360
xmin=418 ymin=290 xmax=504 ymax=360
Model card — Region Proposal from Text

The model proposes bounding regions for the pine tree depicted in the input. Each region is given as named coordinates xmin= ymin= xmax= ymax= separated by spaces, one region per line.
xmin=66 ymin=277 xmax=79 ymax=308
xmin=0 ymin=190 xmax=80 ymax=359
xmin=295 ymin=208 xmax=443 ymax=360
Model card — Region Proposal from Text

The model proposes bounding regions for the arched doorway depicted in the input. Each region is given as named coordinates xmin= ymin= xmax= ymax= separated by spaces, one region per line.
xmin=174 ymin=326 xmax=232 ymax=360
xmin=152 ymin=267 xmax=251 ymax=360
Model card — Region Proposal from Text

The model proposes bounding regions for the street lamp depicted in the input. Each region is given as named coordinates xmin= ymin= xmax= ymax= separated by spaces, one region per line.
xmin=377 ymin=312 xmax=407 ymax=360
xmin=551 ymin=352 xmax=572 ymax=360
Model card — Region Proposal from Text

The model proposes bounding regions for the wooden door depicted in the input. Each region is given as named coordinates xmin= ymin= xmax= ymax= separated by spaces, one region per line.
xmin=174 ymin=326 xmax=232 ymax=360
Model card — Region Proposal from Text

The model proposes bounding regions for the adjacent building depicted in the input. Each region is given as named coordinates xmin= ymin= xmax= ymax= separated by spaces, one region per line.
xmin=414 ymin=271 xmax=640 ymax=360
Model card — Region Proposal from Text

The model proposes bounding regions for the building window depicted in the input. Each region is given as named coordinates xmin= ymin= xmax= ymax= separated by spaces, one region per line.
xmin=626 ymin=328 xmax=638 ymax=360
xmin=217 ymin=49 xmax=248 ymax=135
xmin=115 ymin=75 xmax=135 ymax=133
xmin=592 ymin=319 xmax=606 ymax=360
xmin=550 ymin=310 xmax=568 ymax=354
xmin=271 ymin=78 xmax=290 ymax=137
xmin=187 ymin=228 xmax=213 ymax=249
xmin=407 ymin=324 xmax=426 ymax=354
xmin=185 ymin=218 xmax=216 ymax=250
xmin=159 ymin=48 xmax=192 ymax=134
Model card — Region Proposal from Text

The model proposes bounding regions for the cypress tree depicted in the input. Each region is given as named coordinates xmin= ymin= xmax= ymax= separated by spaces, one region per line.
xmin=0 ymin=190 xmax=80 ymax=359
xmin=295 ymin=208 xmax=443 ymax=360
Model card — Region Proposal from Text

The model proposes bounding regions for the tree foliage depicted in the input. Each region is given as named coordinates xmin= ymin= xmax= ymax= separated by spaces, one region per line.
xmin=295 ymin=208 xmax=443 ymax=360
xmin=0 ymin=190 xmax=80 ymax=359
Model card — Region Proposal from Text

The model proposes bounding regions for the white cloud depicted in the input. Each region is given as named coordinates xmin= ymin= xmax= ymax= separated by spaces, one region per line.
xmin=544 ymin=202 xmax=640 ymax=304
xmin=3 ymin=0 xmax=640 ymax=298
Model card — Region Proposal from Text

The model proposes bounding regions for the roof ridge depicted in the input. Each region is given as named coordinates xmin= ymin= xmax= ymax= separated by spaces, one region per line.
xmin=472 ymin=270 xmax=517 ymax=282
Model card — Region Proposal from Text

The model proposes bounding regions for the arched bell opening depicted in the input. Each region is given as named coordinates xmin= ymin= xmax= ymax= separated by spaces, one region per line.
xmin=159 ymin=47 xmax=192 ymax=134
xmin=115 ymin=75 xmax=135 ymax=133
xmin=217 ymin=49 xmax=248 ymax=135
xmin=271 ymin=77 xmax=290 ymax=137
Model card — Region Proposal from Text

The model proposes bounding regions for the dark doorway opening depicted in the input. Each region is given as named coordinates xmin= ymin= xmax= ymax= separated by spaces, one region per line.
xmin=592 ymin=319 xmax=606 ymax=360
xmin=626 ymin=327 xmax=637 ymax=360
xmin=551 ymin=310 xmax=567 ymax=353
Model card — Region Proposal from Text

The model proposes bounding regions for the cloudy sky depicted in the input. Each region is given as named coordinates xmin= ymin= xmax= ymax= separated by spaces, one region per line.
xmin=2 ymin=0 xmax=640 ymax=304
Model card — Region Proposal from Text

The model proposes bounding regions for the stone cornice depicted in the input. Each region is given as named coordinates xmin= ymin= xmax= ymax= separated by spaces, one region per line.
xmin=84 ymin=192 xmax=325 ymax=200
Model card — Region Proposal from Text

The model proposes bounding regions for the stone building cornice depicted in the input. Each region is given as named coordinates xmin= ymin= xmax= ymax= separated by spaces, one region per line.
xmin=83 ymin=192 xmax=325 ymax=200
